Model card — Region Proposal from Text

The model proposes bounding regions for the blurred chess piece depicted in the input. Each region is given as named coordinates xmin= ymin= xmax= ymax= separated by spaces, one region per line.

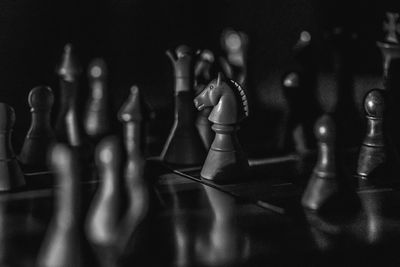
xmin=194 ymin=74 xmax=249 ymax=183
xmin=194 ymin=49 xmax=215 ymax=149
xmin=302 ymin=114 xmax=358 ymax=211
xmin=161 ymin=45 xmax=206 ymax=165
xmin=377 ymin=12 xmax=400 ymax=155
xmin=37 ymin=144 xmax=83 ymax=267
xmin=20 ymin=86 xmax=55 ymax=171
xmin=219 ymin=29 xmax=248 ymax=87
xmin=84 ymin=58 xmax=112 ymax=142
xmin=55 ymin=43 xmax=84 ymax=147
xmin=0 ymin=103 xmax=25 ymax=191
xmin=195 ymin=185 xmax=250 ymax=266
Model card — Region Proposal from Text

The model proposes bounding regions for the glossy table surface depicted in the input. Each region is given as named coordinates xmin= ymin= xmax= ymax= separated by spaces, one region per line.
xmin=1 ymin=158 xmax=400 ymax=267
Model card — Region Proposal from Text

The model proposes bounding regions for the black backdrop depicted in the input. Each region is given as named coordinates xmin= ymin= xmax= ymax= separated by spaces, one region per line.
xmin=0 ymin=0 xmax=397 ymax=151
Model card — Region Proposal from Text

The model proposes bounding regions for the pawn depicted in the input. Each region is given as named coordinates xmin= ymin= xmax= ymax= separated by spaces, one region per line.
xmin=356 ymin=89 xmax=397 ymax=185
xmin=86 ymin=136 xmax=122 ymax=247
xmin=0 ymin=103 xmax=25 ymax=191
xmin=84 ymin=58 xmax=112 ymax=141
xmin=20 ymin=86 xmax=55 ymax=171
xmin=302 ymin=115 xmax=355 ymax=211
xmin=37 ymin=144 xmax=83 ymax=267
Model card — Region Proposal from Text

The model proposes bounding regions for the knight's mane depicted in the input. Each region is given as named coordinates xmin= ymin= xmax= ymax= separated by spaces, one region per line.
xmin=225 ymin=79 xmax=249 ymax=118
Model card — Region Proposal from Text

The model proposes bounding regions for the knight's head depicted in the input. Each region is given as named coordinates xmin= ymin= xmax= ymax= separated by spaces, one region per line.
xmin=194 ymin=73 xmax=249 ymax=125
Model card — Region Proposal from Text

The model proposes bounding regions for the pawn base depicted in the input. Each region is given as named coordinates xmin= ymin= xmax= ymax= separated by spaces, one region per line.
xmin=0 ymin=158 xmax=25 ymax=191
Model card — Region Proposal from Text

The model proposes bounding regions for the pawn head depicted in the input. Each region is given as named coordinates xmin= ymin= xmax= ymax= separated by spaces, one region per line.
xmin=314 ymin=114 xmax=335 ymax=143
xmin=0 ymin=103 xmax=15 ymax=131
xmin=49 ymin=143 xmax=74 ymax=175
xmin=88 ymin=58 xmax=107 ymax=80
xmin=364 ymin=89 xmax=385 ymax=118
xmin=28 ymin=86 xmax=54 ymax=110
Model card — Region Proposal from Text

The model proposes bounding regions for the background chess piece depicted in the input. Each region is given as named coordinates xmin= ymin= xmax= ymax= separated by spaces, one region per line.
xmin=195 ymin=49 xmax=215 ymax=149
xmin=19 ymin=86 xmax=55 ymax=171
xmin=0 ymin=103 xmax=25 ymax=191
xmin=356 ymin=89 xmax=398 ymax=187
xmin=302 ymin=114 xmax=358 ymax=211
xmin=55 ymin=43 xmax=84 ymax=147
xmin=194 ymin=74 xmax=249 ymax=183
xmin=84 ymin=58 xmax=112 ymax=142
xmin=161 ymin=45 xmax=206 ymax=165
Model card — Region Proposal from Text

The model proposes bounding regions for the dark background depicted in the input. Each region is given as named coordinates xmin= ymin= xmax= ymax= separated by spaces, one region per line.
xmin=0 ymin=0 xmax=398 ymax=152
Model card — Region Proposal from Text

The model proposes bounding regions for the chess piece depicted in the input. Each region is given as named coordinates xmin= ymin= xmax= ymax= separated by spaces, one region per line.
xmin=356 ymin=89 xmax=398 ymax=186
xmin=37 ymin=144 xmax=83 ymax=267
xmin=377 ymin=12 xmax=400 ymax=154
xmin=325 ymin=27 xmax=363 ymax=149
xmin=55 ymin=43 xmax=84 ymax=147
xmin=117 ymin=86 xmax=149 ymax=250
xmin=302 ymin=114 xmax=357 ymax=211
xmin=19 ymin=86 xmax=55 ymax=170
xmin=219 ymin=29 xmax=248 ymax=86
xmin=84 ymin=58 xmax=112 ymax=141
xmin=86 ymin=136 xmax=122 ymax=247
xmin=0 ymin=103 xmax=25 ymax=191
xmin=195 ymin=50 xmax=215 ymax=149
xmin=161 ymin=45 xmax=206 ymax=165
xmin=194 ymin=73 xmax=249 ymax=183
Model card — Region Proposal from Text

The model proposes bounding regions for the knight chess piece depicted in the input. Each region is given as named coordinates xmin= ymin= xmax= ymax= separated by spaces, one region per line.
xmin=194 ymin=73 xmax=249 ymax=183
xmin=55 ymin=43 xmax=84 ymax=147
xmin=161 ymin=45 xmax=206 ymax=165
xmin=195 ymin=49 xmax=215 ymax=149
xmin=19 ymin=86 xmax=55 ymax=171
xmin=84 ymin=58 xmax=112 ymax=141
xmin=37 ymin=144 xmax=83 ymax=267
xmin=0 ymin=103 xmax=25 ymax=191
xmin=219 ymin=29 xmax=248 ymax=86
xmin=302 ymin=114 xmax=357 ymax=211
xmin=356 ymin=89 xmax=398 ymax=186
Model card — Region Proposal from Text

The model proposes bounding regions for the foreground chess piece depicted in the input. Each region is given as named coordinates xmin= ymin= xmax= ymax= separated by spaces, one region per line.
xmin=302 ymin=115 xmax=357 ymax=211
xmin=161 ymin=45 xmax=206 ymax=165
xmin=0 ymin=103 xmax=25 ymax=191
xmin=194 ymin=73 xmax=249 ymax=183
xmin=55 ymin=43 xmax=84 ymax=147
xmin=20 ymin=86 xmax=55 ymax=171
xmin=195 ymin=50 xmax=215 ymax=149
xmin=84 ymin=58 xmax=112 ymax=141
xmin=37 ymin=144 xmax=83 ymax=267
xmin=86 ymin=136 xmax=122 ymax=247
xmin=356 ymin=89 xmax=398 ymax=186
xmin=219 ymin=29 xmax=248 ymax=86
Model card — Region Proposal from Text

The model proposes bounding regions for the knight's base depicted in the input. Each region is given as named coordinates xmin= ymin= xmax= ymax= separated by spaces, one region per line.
xmin=200 ymin=149 xmax=249 ymax=183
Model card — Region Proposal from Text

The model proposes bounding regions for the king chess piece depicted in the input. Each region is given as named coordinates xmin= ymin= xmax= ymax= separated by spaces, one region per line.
xmin=195 ymin=49 xmax=215 ymax=149
xmin=0 ymin=103 xmax=25 ymax=191
xmin=194 ymin=73 xmax=249 ymax=183
xmin=161 ymin=45 xmax=206 ymax=165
